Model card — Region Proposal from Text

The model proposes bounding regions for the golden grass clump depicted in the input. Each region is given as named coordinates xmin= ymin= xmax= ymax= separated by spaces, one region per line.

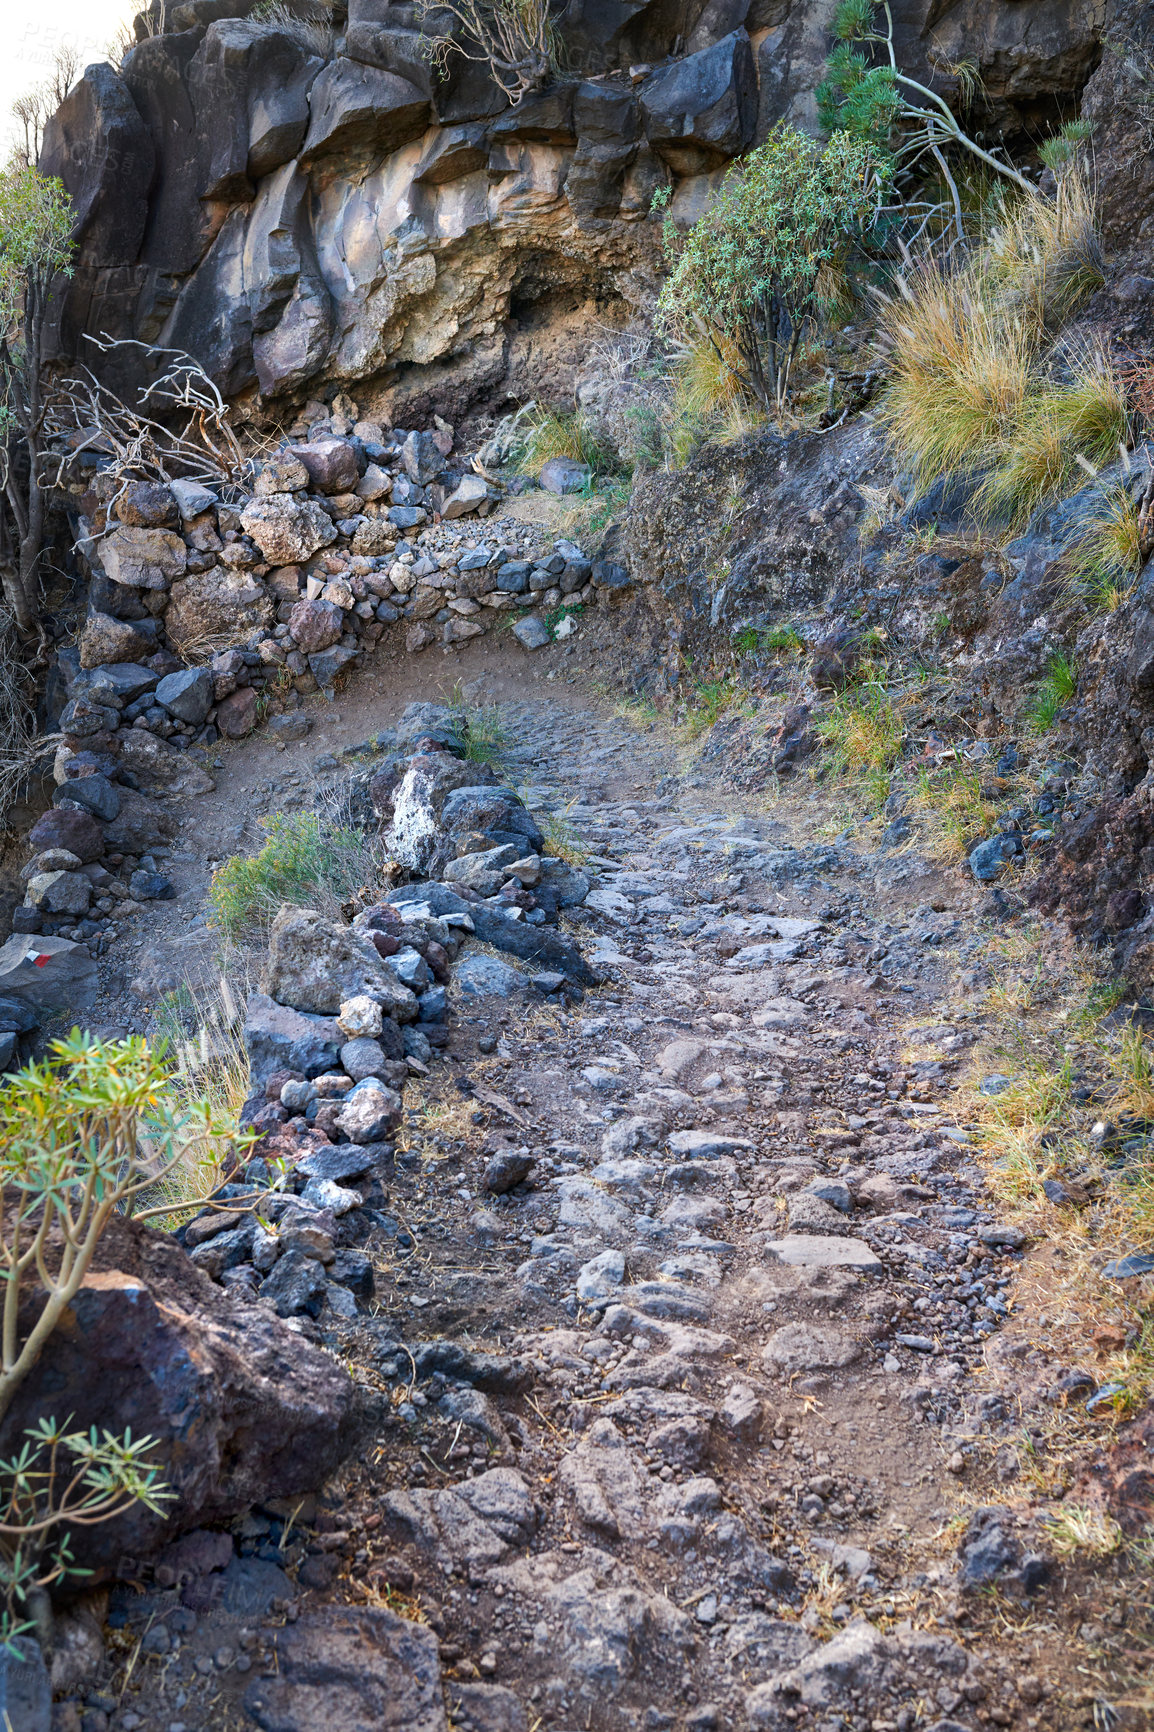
xmin=986 ymin=173 xmax=1106 ymax=332
xmin=880 ymin=255 xmax=1032 ymax=500
xmin=881 ymin=172 xmax=1125 ymax=528
xmin=1063 ymin=484 xmax=1143 ymax=611
xmin=976 ymin=341 xmax=1130 ymax=526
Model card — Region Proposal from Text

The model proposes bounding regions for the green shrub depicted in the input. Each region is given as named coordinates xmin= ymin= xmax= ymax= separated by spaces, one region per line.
xmin=208 ymin=811 xmax=379 ymax=938
xmin=0 ymin=1031 xmax=239 ymax=1424
xmin=655 ymin=126 xmax=882 ymax=412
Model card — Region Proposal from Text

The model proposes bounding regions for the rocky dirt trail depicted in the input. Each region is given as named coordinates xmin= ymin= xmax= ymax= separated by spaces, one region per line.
xmin=80 ymin=648 xmax=1145 ymax=1732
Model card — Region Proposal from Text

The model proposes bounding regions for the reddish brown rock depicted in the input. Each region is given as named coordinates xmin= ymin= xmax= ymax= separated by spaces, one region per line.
xmin=287 ymin=437 xmax=359 ymax=494
xmin=216 ymin=686 xmax=260 ymax=737
xmin=289 ymin=597 xmax=344 ymax=653
xmin=115 ymin=480 xmax=179 ymax=528
xmin=0 ymin=1213 xmax=354 ymax=1571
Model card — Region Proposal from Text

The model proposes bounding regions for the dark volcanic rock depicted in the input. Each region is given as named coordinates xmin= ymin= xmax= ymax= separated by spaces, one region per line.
xmin=244 ymin=1605 xmax=445 ymax=1732
xmin=28 ymin=805 xmax=106 ymax=864
xmin=0 ymin=1214 xmax=354 ymax=1569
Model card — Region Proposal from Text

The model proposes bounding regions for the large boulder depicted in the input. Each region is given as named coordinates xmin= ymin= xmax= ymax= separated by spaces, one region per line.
xmin=0 ymin=935 xmax=99 ymax=1014
xmin=116 ymin=730 xmax=216 ymax=797
xmin=639 ymin=29 xmax=756 ymax=170
xmin=567 ymin=81 xmax=640 ymax=219
xmin=261 ymin=908 xmax=419 ymax=1020
xmin=190 ymin=18 xmax=324 ymax=201
xmin=165 ymin=565 xmax=274 ymax=655
xmin=28 ymin=805 xmax=105 ymax=864
xmin=102 ymin=789 xmax=179 ymax=854
xmin=78 ymin=613 xmax=158 ymax=668
xmin=289 ymin=597 xmax=345 ymax=652
xmin=243 ymin=992 xmax=343 ymax=1088
xmin=0 ymin=1213 xmax=354 ymax=1570
xmin=40 ymin=63 xmax=155 ymax=265
xmin=97 ymin=526 xmax=187 ymax=590
xmin=287 ymin=437 xmax=360 ymax=493
xmin=241 ymin=494 xmax=338 ymax=565
xmin=389 ymin=755 xmax=496 ymax=873
xmin=299 ymin=57 xmax=430 ymax=164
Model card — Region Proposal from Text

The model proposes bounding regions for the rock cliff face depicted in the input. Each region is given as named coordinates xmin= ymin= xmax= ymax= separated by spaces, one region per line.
xmin=41 ymin=0 xmax=1102 ymax=422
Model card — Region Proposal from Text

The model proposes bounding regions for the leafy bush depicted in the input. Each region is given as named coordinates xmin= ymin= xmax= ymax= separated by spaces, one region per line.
xmin=208 ymin=811 xmax=381 ymax=938
xmin=0 ymin=1032 xmax=239 ymax=1424
xmin=655 ymin=127 xmax=882 ymax=412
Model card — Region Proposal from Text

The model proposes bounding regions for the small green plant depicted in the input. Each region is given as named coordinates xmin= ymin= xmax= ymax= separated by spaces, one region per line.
xmin=764 ymin=624 xmax=804 ymax=652
xmin=0 ymin=1031 xmax=241 ymax=1424
xmin=1026 ymin=652 xmax=1077 ymax=734
xmin=683 ymin=676 xmax=742 ymax=737
xmin=542 ymin=601 xmax=584 ymax=635
xmin=0 ymin=1418 xmax=170 ymax=1646
xmin=655 ymin=126 xmax=883 ymax=412
xmin=539 ymin=803 xmax=589 ymax=867
xmin=909 ymin=763 xmax=998 ymax=859
xmin=208 ymin=811 xmax=380 ymax=938
xmin=1064 ymin=486 xmax=1143 ymax=611
xmin=448 ymin=688 xmax=510 ymax=768
xmin=815 ymin=676 xmax=905 ymax=803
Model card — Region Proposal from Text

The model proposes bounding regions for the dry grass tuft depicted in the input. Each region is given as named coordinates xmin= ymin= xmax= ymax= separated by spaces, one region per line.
xmin=880 ymin=173 xmax=1124 ymax=527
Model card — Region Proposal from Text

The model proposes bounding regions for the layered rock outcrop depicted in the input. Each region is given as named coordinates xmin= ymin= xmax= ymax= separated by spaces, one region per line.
xmin=41 ymin=0 xmax=1103 ymax=421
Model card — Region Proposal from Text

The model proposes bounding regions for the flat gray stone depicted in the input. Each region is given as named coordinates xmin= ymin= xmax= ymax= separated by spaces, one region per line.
xmin=453 ymin=954 xmax=528 ymax=997
xmin=512 ymin=615 xmax=550 ymax=651
xmin=244 ymin=1605 xmax=446 ymax=1732
xmin=762 ymin=1323 xmax=860 ymax=1374
xmin=764 ymin=1236 xmax=882 ymax=1273
xmin=668 ymin=1129 xmax=754 ymax=1159
xmin=576 ymin=1247 xmax=626 ymax=1303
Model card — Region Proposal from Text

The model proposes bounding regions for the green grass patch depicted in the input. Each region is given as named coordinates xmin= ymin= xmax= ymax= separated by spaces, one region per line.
xmin=814 ymin=676 xmax=905 ymax=805
xmin=1026 ymin=651 xmax=1077 ymax=734
xmin=208 ymin=811 xmax=379 ymax=938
